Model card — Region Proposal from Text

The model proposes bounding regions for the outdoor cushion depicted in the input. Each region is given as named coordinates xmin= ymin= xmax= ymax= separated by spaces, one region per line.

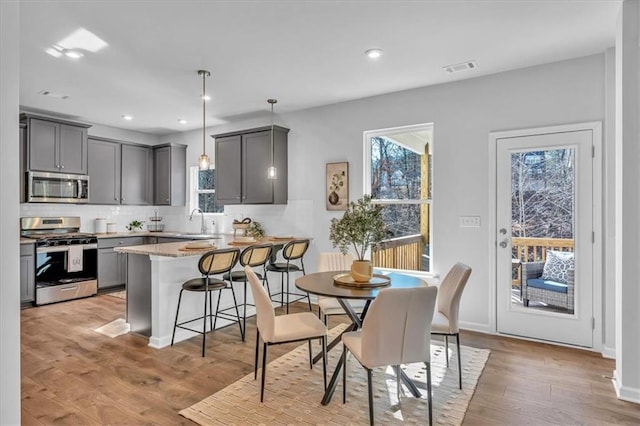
xmin=526 ymin=278 xmax=568 ymax=294
xmin=541 ymin=250 xmax=574 ymax=284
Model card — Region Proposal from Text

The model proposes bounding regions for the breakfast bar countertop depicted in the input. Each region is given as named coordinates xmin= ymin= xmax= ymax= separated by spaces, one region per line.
xmin=114 ymin=235 xmax=304 ymax=258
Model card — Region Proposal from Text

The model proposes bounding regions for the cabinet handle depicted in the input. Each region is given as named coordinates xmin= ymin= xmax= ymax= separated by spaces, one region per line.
xmin=166 ymin=198 xmax=169 ymax=202
xmin=60 ymin=165 xmax=65 ymax=169
xmin=114 ymin=197 xmax=119 ymax=201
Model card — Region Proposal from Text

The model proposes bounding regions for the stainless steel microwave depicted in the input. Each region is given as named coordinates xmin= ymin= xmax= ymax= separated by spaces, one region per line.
xmin=27 ymin=171 xmax=89 ymax=203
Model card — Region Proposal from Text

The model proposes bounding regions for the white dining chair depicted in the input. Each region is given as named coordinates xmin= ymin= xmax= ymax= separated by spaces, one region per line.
xmin=342 ymin=285 xmax=438 ymax=425
xmin=316 ymin=252 xmax=367 ymax=324
xmin=245 ymin=266 xmax=327 ymax=402
xmin=431 ymin=262 xmax=472 ymax=389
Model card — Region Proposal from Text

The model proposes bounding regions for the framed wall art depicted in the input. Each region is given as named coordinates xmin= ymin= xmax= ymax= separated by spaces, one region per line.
xmin=326 ymin=161 xmax=349 ymax=210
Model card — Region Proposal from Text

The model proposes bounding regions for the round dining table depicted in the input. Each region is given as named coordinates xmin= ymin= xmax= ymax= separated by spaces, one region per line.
xmin=296 ymin=270 xmax=428 ymax=406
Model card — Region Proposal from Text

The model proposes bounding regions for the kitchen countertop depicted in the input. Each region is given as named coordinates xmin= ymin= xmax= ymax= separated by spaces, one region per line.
xmin=115 ymin=235 xmax=304 ymax=258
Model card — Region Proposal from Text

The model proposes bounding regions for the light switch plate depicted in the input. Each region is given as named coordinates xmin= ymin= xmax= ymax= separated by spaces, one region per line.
xmin=459 ymin=216 xmax=481 ymax=228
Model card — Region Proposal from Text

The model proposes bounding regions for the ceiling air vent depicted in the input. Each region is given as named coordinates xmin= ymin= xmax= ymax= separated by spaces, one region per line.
xmin=443 ymin=60 xmax=477 ymax=74
xmin=38 ymin=90 xmax=69 ymax=99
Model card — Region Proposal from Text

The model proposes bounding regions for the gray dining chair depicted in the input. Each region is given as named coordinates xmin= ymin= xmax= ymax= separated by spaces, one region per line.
xmin=342 ymin=285 xmax=438 ymax=425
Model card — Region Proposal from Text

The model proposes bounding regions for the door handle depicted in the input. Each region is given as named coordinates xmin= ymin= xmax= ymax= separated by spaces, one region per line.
xmin=499 ymin=240 xmax=509 ymax=248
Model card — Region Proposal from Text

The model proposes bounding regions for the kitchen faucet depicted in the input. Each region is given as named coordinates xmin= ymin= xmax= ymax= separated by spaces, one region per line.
xmin=189 ymin=208 xmax=206 ymax=234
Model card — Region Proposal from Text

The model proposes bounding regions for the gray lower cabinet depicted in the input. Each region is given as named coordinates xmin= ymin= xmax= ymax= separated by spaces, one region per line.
xmin=21 ymin=114 xmax=90 ymax=174
xmin=153 ymin=144 xmax=187 ymax=206
xmin=213 ymin=125 xmax=289 ymax=205
xmin=20 ymin=244 xmax=35 ymax=304
xmin=97 ymin=237 xmax=145 ymax=289
xmin=88 ymin=137 xmax=152 ymax=205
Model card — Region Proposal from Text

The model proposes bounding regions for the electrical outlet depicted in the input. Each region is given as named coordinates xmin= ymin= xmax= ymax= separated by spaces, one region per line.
xmin=459 ymin=216 xmax=481 ymax=228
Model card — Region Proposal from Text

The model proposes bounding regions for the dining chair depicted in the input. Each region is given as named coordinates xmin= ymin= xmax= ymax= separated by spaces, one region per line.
xmin=431 ymin=262 xmax=472 ymax=389
xmin=245 ymin=266 xmax=327 ymax=402
xmin=266 ymin=239 xmax=312 ymax=313
xmin=342 ymin=285 xmax=438 ymax=426
xmin=171 ymin=247 xmax=241 ymax=357
xmin=220 ymin=243 xmax=273 ymax=341
xmin=316 ymin=252 xmax=366 ymax=325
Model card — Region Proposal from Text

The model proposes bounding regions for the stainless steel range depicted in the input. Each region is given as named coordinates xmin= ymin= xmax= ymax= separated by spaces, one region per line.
xmin=21 ymin=217 xmax=98 ymax=305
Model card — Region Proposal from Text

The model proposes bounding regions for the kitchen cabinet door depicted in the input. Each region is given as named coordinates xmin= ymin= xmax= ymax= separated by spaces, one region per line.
xmin=88 ymin=138 xmax=121 ymax=204
xmin=215 ymin=135 xmax=242 ymax=204
xmin=59 ymin=124 xmax=88 ymax=174
xmin=121 ymin=144 xmax=152 ymax=205
xmin=20 ymin=248 xmax=35 ymax=304
xmin=153 ymin=144 xmax=186 ymax=206
xmin=243 ymin=130 xmax=273 ymax=203
xmin=28 ymin=118 xmax=59 ymax=172
xmin=98 ymin=249 xmax=126 ymax=289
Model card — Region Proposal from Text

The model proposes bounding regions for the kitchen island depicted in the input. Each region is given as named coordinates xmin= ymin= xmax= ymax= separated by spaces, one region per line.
xmin=115 ymin=235 xmax=303 ymax=348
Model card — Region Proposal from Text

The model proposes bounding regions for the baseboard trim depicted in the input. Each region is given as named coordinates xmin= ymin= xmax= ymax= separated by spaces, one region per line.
xmin=602 ymin=345 xmax=616 ymax=359
xmin=613 ymin=369 xmax=640 ymax=404
xmin=459 ymin=320 xmax=492 ymax=334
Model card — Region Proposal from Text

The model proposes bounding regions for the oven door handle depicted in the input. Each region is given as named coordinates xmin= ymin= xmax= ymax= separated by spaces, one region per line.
xmin=36 ymin=243 xmax=97 ymax=254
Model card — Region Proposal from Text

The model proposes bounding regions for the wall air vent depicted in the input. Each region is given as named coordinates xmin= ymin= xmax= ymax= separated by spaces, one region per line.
xmin=38 ymin=90 xmax=69 ymax=99
xmin=443 ymin=60 xmax=478 ymax=73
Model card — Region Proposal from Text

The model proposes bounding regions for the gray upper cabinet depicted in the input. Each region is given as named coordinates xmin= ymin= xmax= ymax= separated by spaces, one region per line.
xmin=88 ymin=137 xmax=152 ymax=205
xmin=121 ymin=144 xmax=153 ymax=205
xmin=21 ymin=113 xmax=90 ymax=174
xmin=88 ymin=138 xmax=121 ymax=204
xmin=153 ymin=144 xmax=186 ymax=206
xmin=213 ymin=125 xmax=288 ymax=205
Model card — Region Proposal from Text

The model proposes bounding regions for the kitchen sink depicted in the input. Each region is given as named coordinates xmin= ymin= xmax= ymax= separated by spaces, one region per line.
xmin=175 ymin=233 xmax=221 ymax=239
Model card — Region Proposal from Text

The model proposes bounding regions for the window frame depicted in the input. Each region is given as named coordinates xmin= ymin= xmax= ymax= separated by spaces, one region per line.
xmin=189 ymin=166 xmax=224 ymax=215
xmin=363 ymin=123 xmax=434 ymax=273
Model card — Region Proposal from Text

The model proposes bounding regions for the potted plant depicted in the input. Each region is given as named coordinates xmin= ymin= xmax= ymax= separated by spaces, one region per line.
xmin=329 ymin=195 xmax=387 ymax=282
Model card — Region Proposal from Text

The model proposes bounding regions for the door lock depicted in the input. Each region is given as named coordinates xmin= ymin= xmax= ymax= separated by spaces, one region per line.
xmin=499 ymin=240 xmax=508 ymax=248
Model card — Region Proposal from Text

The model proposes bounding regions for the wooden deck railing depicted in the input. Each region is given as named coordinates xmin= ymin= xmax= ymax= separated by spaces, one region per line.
xmin=372 ymin=234 xmax=424 ymax=271
xmin=511 ymin=237 xmax=574 ymax=285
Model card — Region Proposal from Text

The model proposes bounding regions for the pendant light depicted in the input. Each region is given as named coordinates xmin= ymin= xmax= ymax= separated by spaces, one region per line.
xmin=267 ymin=98 xmax=278 ymax=179
xmin=198 ymin=70 xmax=211 ymax=170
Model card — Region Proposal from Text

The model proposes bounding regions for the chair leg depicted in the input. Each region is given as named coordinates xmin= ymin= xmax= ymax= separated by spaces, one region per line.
xmin=201 ymin=289 xmax=208 ymax=357
xmin=261 ymin=342 xmax=268 ymax=402
xmin=445 ymin=335 xmax=450 ymax=368
xmin=395 ymin=365 xmax=402 ymax=400
xmin=308 ymin=340 xmax=313 ymax=369
xmin=286 ymin=271 xmax=290 ymax=314
xmin=214 ymin=288 xmax=222 ymax=330
xmin=209 ymin=289 xmax=214 ymax=332
xmin=426 ymin=361 xmax=433 ymax=426
xmin=342 ymin=347 xmax=348 ymax=404
xmin=456 ymin=333 xmax=462 ymax=389
xmin=280 ymin=273 xmax=285 ymax=310
xmin=243 ymin=280 xmax=248 ymax=340
xmin=171 ymin=289 xmax=184 ymax=346
xmin=229 ymin=285 xmax=245 ymax=341
xmin=367 ymin=368 xmax=374 ymax=426
xmin=254 ymin=329 xmax=260 ymax=380
xmin=321 ymin=336 xmax=327 ymax=391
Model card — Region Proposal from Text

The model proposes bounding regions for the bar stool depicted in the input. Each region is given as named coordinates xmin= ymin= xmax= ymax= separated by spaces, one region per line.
xmin=266 ymin=239 xmax=312 ymax=313
xmin=221 ymin=243 xmax=273 ymax=341
xmin=171 ymin=247 xmax=240 ymax=357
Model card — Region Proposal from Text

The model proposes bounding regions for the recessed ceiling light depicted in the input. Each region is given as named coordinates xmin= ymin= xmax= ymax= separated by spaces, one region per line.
xmin=178 ymin=119 xmax=188 ymax=124
xmin=121 ymin=115 xmax=133 ymax=121
xmin=365 ymin=48 xmax=383 ymax=59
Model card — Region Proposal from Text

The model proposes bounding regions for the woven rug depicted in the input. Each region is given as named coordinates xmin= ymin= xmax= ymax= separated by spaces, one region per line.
xmin=180 ymin=324 xmax=490 ymax=425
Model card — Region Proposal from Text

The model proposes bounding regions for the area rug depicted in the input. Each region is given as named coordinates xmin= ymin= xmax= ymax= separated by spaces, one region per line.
xmin=180 ymin=324 xmax=490 ymax=425
xmin=93 ymin=318 xmax=130 ymax=338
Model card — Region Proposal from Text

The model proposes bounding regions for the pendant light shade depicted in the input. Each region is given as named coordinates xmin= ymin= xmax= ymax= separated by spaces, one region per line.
xmin=267 ymin=98 xmax=278 ymax=180
xmin=198 ymin=70 xmax=211 ymax=170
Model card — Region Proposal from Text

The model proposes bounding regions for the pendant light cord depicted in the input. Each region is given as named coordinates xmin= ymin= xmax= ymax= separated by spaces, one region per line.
xmin=202 ymin=72 xmax=206 ymax=156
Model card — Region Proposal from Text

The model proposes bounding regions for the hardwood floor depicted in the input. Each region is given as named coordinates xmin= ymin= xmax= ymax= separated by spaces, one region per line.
xmin=21 ymin=295 xmax=639 ymax=425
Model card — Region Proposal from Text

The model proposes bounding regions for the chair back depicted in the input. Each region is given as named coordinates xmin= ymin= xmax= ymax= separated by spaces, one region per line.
xmin=360 ymin=286 xmax=437 ymax=367
xmin=245 ymin=266 xmax=275 ymax=341
xmin=317 ymin=252 xmax=354 ymax=272
xmin=240 ymin=243 xmax=273 ymax=268
xmin=437 ymin=262 xmax=472 ymax=333
xmin=282 ymin=239 xmax=310 ymax=261
xmin=198 ymin=248 xmax=240 ymax=276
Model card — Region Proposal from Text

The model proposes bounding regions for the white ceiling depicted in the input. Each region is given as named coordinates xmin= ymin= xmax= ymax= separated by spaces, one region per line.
xmin=19 ymin=1 xmax=621 ymax=135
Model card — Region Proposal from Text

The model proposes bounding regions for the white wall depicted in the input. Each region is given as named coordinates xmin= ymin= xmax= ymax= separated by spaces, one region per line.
xmin=1 ymin=1 xmax=21 ymax=424
xmin=162 ymin=53 xmax=608 ymax=336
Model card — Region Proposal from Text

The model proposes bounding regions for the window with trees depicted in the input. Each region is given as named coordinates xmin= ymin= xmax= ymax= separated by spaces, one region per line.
xmin=364 ymin=124 xmax=433 ymax=272
xmin=189 ymin=166 xmax=224 ymax=214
